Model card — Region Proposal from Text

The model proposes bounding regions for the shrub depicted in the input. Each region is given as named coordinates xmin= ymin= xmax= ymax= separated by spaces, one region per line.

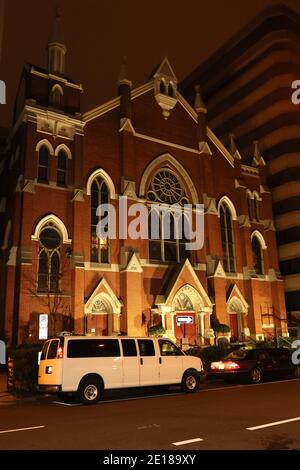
xmin=187 ymin=344 xmax=232 ymax=371
xmin=213 ymin=323 xmax=231 ymax=334
xmin=148 ymin=325 xmax=166 ymax=337
xmin=10 ymin=344 xmax=41 ymax=395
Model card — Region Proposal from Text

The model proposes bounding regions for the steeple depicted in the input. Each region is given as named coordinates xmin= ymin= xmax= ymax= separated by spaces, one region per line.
xmin=252 ymin=140 xmax=266 ymax=167
xmin=47 ymin=8 xmax=66 ymax=75
xmin=118 ymin=56 xmax=132 ymax=88
xmin=229 ymin=133 xmax=242 ymax=160
xmin=194 ymin=85 xmax=206 ymax=114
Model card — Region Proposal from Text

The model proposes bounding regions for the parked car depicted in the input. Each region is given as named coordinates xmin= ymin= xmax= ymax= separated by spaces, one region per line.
xmin=208 ymin=347 xmax=300 ymax=384
xmin=38 ymin=336 xmax=205 ymax=403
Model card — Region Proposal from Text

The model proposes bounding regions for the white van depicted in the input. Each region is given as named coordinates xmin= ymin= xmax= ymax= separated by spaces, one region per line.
xmin=38 ymin=336 xmax=204 ymax=403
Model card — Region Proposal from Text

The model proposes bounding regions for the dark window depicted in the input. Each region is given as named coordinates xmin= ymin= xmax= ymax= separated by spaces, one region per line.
xmin=38 ymin=146 xmax=49 ymax=183
xmin=41 ymin=340 xmax=50 ymax=360
xmin=57 ymin=150 xmax=67 ymax=186
xmin=271 ymin=349 xmax=291 ymax=362
xmin=254 ymin=350 xmax=271 ymax=362
xmin=247 ymin=195 xmax=253 ymax=221
xmin=254 ymin=197 xmax=260 ymax=221
xmin=159 ymin=340 xmax=183 ymax=356
xmin=164 ymin=213 xmax=177 ymax=262
xmin=67 ymin=339 xmax=120 ymax=358
xmin=90 ymin=178 xmax=109 ymax=263
xmin=159 ymin=80 xmax=165 ymax=94
xmin=148 ymin=210 xmax=162 ymax=261
xmin=224 ymin=350 xmax=252 ymax=360
xmin=252 ymin=236 xmax=264 ymax=275
xmin=138 ymin=339 xmax=155 ymax=356
xmin=47 ymin=339 xmax=59 ymax=359
xmin=168 ymin=84 xmax=174 ymax=97
xmin=220 ymin=203 xmax=236 ymax=273
xmin=38 ymin=250 xmax=48 ymax=291
xmin=121 ymin=339 xmax=137 ymax=357
xmin=37 ymin=227 xmax=61 ymax=292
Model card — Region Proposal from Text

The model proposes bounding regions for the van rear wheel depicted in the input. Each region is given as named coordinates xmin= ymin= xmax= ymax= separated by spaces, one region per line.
xmin=78 ymin=376 xmax=103 ymax=404
xmin=181 ymin=371 xmax=200 ymax=393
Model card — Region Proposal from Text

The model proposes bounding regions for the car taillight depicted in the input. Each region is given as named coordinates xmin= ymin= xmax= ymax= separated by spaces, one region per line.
xmin=57 ymin=347 xmax=64 ymax=359
xmin=210 ymin=362 xmax=221 ymax=370
xmin=224 ymin=361 xmax=240 ymax=370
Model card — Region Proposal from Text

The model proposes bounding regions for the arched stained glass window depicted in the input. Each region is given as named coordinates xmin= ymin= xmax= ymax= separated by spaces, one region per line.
xmin=90 ymin=177 xmax=109 ymax=263
xmin=220 ymin=203 xmax=236 ymax=273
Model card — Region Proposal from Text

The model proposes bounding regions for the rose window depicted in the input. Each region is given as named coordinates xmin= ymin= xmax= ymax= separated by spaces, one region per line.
xmin=147 ymin=169 xmax=188 ymax=205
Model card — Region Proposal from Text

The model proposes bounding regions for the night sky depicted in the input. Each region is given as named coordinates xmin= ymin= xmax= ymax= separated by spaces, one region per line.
xmin=1 ymin=0 xmax=300 ymax=128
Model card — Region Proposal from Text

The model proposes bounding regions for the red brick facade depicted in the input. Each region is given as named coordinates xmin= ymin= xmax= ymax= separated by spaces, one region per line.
xmin=0 ymin=48 xmax=288 ymax=346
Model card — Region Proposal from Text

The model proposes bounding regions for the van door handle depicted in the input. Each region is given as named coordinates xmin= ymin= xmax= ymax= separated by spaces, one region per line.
xmin=159 ymin=357 xmax=162 ymax=364
xmin=140 ymin=358 xmax=143 ymax=365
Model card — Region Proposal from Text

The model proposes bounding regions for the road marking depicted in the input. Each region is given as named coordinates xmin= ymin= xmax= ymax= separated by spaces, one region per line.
xmin=52 ymin=401 xmax=80 ymax=407
xmin=0 ymin=425 xmax=45 ymax=434
xmin=247 ymin=417 xmax=300 ymax=431
xmin=137 ymin=424 xmax=160 ymax=430
xmin=172 ymin=438 xmax=203 ymax=446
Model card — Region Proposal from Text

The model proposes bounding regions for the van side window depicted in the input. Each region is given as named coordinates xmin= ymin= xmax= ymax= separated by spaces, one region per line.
xmin=138 ymin=339 xmax=155 ymax=356
xmin=159 ymin=340 xmax=183 ymax=356
xmin=121 ymin=339 xmax=137 ymax=357
xmin=67 ymin=339 xmax=120 ymax=358
xmin=47 ymin=340 xmax=59 ymax=359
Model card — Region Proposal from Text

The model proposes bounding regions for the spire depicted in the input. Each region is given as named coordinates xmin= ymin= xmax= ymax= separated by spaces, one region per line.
xmin=194 ymin=85 xmax=206 ymax=114
xmin=229 ymin=133 xmax=242 ymax=160
xmin=117 ymin=56 xmax=132 ymax=88
xmin=47 ymin=7 xmax=66 ymax=75
xmin=252 ymin=140 xmax=266 ymax=167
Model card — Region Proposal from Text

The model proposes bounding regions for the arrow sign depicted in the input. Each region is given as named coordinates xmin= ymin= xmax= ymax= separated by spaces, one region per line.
xmin=176 ymin=315 xmax=193 ymax=325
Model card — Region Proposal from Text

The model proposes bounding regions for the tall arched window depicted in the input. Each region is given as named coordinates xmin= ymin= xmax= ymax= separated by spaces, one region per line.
xmin=247 ymin=194 xmax=253 ymax=221
xmin=147 ymin=168 xmax=191 ymax=262
xmin=252 ymin=236 xmax=264 ymax=274
xmin=164 ymin=212 xmax=176 ymax=261
xmin=148 ymin=209 xmax=161 ymax=260
xmin=37 ymin=227 xmax=61 ymax=292
xmin=57 ymin=150 xmax=67 ymax=186
xmin=38 ymin=146 xmax=49 ymax=183
xmin=220 ymin=203 xmax=236 ymax=273
xmin=90 ymin=177 xmax=109 ymax=263
xmin=254 ymin=196 xmax=260 ymax=221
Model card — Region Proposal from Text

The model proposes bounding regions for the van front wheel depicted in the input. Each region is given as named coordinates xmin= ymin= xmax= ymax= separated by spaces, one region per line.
xmin=181 ymin=371 xmax=200 ymax=393
xmin=78 ymin=376 xmax=103 ymax=404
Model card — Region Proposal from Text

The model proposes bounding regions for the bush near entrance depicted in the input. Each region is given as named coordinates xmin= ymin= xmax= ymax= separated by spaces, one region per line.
xmin=9 ymin=344 xmax=41 ymax=395
xmin=148 ymin=325 xmax=166 ymax=337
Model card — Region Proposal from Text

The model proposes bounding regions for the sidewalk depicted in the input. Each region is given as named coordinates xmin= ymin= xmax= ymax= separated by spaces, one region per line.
xmin=0 ymin=369 xmax=18 ymax=405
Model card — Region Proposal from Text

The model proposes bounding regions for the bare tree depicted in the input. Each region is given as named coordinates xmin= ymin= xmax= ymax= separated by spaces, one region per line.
xmin=23 ymin=249 xmax=73 ymax=339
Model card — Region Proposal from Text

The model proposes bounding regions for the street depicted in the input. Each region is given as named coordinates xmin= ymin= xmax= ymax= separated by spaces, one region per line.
xmin=0 ymin=378 xmax=300 ymax=450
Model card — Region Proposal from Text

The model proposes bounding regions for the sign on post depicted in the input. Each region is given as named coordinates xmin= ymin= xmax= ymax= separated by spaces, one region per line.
xmin=176 ymin=315 xmax=194 ymax=325
xmin=0 ymin=340 xmax=5 ymax=364
xmin=39 ymin=314 xmax=48 ymax=340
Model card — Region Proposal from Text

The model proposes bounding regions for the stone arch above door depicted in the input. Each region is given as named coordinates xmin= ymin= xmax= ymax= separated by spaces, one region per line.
xmin=172 ymin=284 xmax=204 ymax=312
xmin=84 ymin=277 xmax=122 ymax=335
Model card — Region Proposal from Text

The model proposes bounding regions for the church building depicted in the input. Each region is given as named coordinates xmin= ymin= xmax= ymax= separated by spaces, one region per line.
xmin=0 ymin=13 xmax=288 ymax=345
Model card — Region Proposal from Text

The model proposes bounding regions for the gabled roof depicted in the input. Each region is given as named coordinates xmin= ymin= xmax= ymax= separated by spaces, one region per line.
xmin=83 ymin=61 xmax=234 ymax=167
xmin=153 ymin=57 xmax=178 ymax=82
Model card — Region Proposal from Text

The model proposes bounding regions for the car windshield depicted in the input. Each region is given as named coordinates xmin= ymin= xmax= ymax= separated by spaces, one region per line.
xmin=223 ymin=349 xmax=252 ymax=360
